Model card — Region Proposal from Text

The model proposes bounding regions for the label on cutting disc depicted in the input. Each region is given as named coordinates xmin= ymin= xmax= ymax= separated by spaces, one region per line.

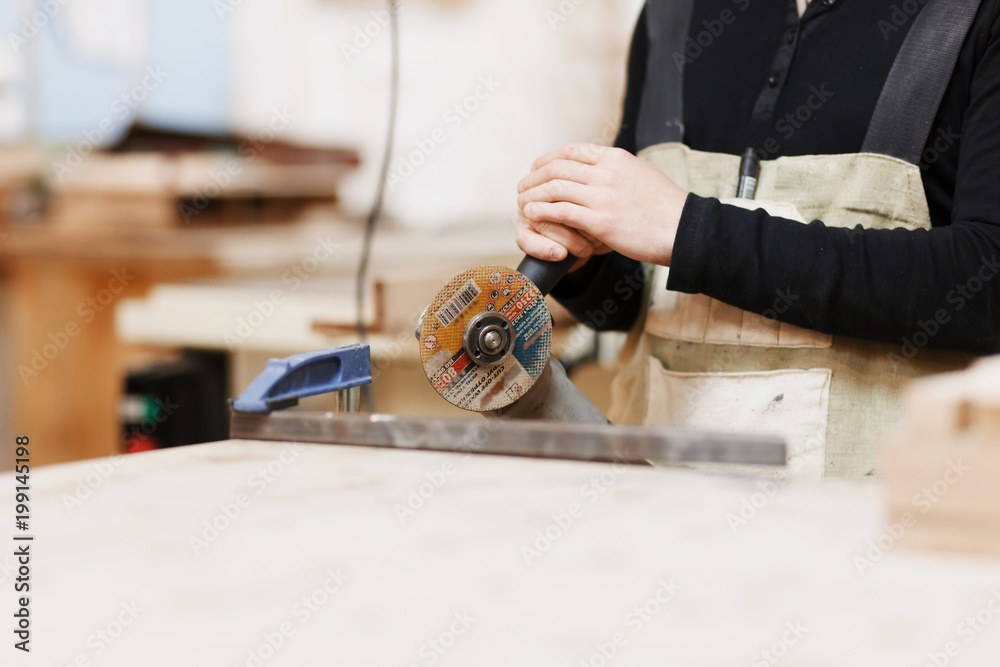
xmin=418 ymin=265 xmax=552 ymax=412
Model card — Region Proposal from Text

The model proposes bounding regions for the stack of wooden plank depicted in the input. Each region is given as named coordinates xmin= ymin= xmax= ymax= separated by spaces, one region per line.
xmin=884 ymin=355 xmax=1000 ymax=557
xmin=47 ymin=126 xmax=359 ymax=231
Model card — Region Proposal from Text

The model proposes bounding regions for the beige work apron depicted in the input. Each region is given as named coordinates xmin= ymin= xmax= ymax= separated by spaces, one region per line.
xmin=609 ymin=143 xmax=975 ymax=479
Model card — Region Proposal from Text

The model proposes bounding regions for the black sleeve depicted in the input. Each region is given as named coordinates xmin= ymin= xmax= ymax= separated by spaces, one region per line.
xmin=668 ymin=13 xmax=1000 ymax=361
xmin=667 ymin=196 xmax=999 ymax=353
xmin=551 ymin=4 xmax=648 ymax=331
xmin=550 ymin=252 xmax=645 ymax=331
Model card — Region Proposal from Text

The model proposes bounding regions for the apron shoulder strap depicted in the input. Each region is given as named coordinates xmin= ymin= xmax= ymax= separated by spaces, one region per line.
xmin=636 ymin=0 xmax=695 ymax=150
xmin=862 ymin=0 xmax=984 ymax=164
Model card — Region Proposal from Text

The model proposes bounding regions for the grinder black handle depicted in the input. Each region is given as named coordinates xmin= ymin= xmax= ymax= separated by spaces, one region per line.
xmin=516 ymin=254 xmax=578 ymax=297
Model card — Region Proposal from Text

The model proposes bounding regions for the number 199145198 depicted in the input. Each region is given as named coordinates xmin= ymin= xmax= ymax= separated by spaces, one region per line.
xmin=14 ymin=436 xmax=30 ymax=526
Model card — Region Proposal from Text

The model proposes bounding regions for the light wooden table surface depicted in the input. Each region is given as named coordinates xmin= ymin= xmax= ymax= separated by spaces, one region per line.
xmin=4 ymin=439 xmax=1000 ymax=666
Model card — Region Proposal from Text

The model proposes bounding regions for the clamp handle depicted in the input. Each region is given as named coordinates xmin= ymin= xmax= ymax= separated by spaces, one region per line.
xmin=232 ymin=345 xmax=371 ymax=414
xmin=516 ymin=253 xmax=578 ymax=297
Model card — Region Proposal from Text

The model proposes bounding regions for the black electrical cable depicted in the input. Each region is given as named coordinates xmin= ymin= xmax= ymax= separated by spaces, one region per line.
xmin=356 ymin=0 xmax=400 ymax=412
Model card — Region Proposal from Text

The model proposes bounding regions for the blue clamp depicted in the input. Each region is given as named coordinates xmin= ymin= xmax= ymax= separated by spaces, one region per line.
xmin=232 ymin=344 xmax=371 ymax=414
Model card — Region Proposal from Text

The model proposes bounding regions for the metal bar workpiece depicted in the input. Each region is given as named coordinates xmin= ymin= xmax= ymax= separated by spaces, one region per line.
xmin=230 ymin=411 xmax=787 ymax=468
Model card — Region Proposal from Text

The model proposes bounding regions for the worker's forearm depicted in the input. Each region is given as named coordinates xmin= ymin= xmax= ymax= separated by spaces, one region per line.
xmin=668 ymin=194 xmax=1000 ymax=354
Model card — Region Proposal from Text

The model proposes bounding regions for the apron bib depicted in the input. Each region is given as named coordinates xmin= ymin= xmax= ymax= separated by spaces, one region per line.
xmin=609 ymin=144 xmax=975 ymax=478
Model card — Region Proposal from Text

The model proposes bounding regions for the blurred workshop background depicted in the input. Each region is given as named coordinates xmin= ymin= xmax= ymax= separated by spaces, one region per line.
xmin=0 ymin=0 xmax=645 ymax=468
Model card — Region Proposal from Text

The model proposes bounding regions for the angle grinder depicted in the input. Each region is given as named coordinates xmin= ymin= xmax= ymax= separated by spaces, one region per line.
xmin=416 ymin=254 xmax=607 ymax=423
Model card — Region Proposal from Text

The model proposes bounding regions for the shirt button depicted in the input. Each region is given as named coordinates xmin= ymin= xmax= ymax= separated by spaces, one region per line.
xmin=786 ymin=29 xmax=796 ymax=44
xmin=822 ymin=0 xmax=836 ymax=5
xmin=767 ymin=73 xmax=780 ymax=87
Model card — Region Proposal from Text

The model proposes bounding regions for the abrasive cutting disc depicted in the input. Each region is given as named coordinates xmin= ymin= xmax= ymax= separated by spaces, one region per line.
xmin=418 ymin=265 xmax=552 ymax=412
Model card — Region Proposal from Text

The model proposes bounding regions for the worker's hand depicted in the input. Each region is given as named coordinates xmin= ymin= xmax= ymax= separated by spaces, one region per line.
xmin=516 ymin=143 xmax=688 ymax=266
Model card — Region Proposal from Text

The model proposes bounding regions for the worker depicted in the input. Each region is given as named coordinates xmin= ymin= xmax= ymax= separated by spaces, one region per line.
xmin=515 ymin=0 xmax=1000 ymax=478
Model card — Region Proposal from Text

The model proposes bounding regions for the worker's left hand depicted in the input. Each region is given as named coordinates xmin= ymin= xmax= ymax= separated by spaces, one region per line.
xmin=517 ymin=143 xmax=688 ymax=266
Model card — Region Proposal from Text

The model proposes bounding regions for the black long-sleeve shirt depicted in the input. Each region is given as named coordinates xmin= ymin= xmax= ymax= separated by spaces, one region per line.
xmin=553 ymin=0 xmax=1000 ymax=354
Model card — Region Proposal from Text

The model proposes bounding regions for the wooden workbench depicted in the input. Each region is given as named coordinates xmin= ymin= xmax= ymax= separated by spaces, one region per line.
xmin=5 ymin=440 xmax=1000 ymax=665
